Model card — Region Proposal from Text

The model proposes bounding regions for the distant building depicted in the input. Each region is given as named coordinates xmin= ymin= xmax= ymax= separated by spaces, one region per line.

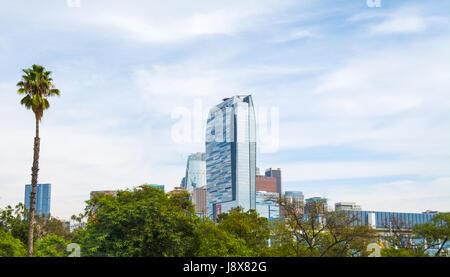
xmin=194 ymin=186 xmax=207 ymax=218
xmin=256 ymin=176 xmax=277 ymax=193
xmin=25 ymin=183 xmax=51 ymax=216
xmin=206 ymin=95 xmax=256 ymax=220
xmin=305 ymin=197 xmax=328 ymax=214
xmin=335 ymin=202 xmax=361 ymax=212
xmin=183 ymin=153 xmax=207 ymax=193
xmin=90 ymin=190 xmax=117 ymax=199
xmin=172 ymin=186 xmax=185 ymax=191
xmin=283 ymin=191 xmax=304 ymax=214
xmin=265 ymin=168 xmax=281 ymax=194
xmin=348 ymin=210 xmax=437 ymax=229
xmin=146 ymin=184 xmax=165 ymax=191
xmin=256 ymin=191 xmax=280 ymax=221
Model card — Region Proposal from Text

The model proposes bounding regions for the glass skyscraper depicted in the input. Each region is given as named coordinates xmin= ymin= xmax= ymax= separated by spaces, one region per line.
xmin=24 ymin=183 xmax=51 ymax=216
xmin=183 ymin=152 xmax=207 ymax=193
xmin=205 ymin=95 xmax=256 ymax=220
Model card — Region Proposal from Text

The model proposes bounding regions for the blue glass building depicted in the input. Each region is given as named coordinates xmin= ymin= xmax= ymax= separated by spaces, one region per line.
xmin=183 ymin=152 xmax=206 ymax=193
xmin=24 ymin=183 xmax=51 ymax=216
xmin=148 ymin=184 xmax=165 ymax=191
xmin=206 ymin=95 xmax=256 ymax=220
xmin=346 ymin=210 xmax=435 ymax=228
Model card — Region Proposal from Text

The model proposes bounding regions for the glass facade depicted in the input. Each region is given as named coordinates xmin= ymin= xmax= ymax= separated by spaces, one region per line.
xmin=347 ymin=210 xmax=436 ymax=228
xmin=183 ymin=152 xmax=206 ymax=193
xmin=206 ymin=95 xmax=256 ymax=220
xmin=256 ymin=191 xmax=280 ymax=221
xmin=24 ymin=183 xmax=51 ymax=216
xmin=148 ymin=184 xmax=165 ymax=191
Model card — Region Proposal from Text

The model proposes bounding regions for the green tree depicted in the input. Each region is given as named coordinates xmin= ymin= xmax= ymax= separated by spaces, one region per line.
xmin=17 ymin=64 xmax=60 ymax=256
xmin=34 ymin=235 xmax=69 ymax=257
xmin=72 ymin=185 xmax=200 ymax=257
xmin=381 ymin=247 xmax=429 ymax=257
xmin=34 ymin=214 xmax=72 ymax=241
xmin=1 ymin=203 xmax=72 ymax=256
xmin=0 ymin=229 xmax=27 ymax=257
xmin=273 ymin=197 xmax=375 ymax=257
xmin=413 ymin=213 xmax=450 ymax=257
xmin=0 ymin=203 xmax=29 ymax=245
xmin=217 ymin=207 xmax=271 ymax=256
xmin=192 ymin=219 xmax=253 ymax=257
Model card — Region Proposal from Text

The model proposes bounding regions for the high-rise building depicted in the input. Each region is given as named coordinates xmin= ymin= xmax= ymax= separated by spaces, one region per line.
xmin=256 ymin=191 xmax=280 ymax=221
xmin=182 ymin=153 xmax=207 ymax=216
xmin=282 ymin=191 xmax=304 ymax=216
xmin=335 ymin=202 xmax=361 ymax=212
xmin=24 ymin=183 xmax=51 ymax=216
xmin=265 ymin=168 xmax=281 ymax=194
xmin=256 ymin=175 xmax=277 ymax=193
xmin=305 ymin=197 xmax=328 ymax=214
xmin=194 ymin=186 xmax=207 ymax=218
xmin=205 ymin=95 xmax=257 ymax=220
xmin=183 ymin=153 xmax=206 ymax=193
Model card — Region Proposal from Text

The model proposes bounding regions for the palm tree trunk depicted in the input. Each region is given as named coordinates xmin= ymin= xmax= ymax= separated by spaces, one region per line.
xmin=27 ymin=115 xmax=40 ymax=257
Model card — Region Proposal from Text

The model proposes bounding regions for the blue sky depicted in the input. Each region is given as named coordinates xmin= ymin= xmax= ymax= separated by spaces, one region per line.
xmin=1 ymin=0 xmax=450 ymax=219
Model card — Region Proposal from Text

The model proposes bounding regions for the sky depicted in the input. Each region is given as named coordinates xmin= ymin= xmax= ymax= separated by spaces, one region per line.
xmin=0 ymin=0 xmax=450 ymax=220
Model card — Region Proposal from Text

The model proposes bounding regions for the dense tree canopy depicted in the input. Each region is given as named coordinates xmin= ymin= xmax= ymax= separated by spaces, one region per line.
xmin=1 ymin=185 xmax=448 ymax=257
xmin=0 ymin=203 xmax=70 ymax=257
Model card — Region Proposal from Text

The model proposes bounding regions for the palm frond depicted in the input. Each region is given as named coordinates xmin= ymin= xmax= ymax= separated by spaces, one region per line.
xmin=17 ymin=64 xmax=61 ymax=116
xmin=20 ymin=95 xmax=33 ymax=110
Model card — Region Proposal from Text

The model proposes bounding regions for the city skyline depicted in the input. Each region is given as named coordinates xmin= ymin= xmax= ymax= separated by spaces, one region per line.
xmin=1 ymin=0 xmax=450 ymax=219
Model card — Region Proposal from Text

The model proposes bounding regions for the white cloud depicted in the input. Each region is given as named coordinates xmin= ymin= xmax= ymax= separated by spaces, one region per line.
xmin=325 ymin=178 xmax=450 ymax=213
xmin=280 ymin=160 xmax=450 ymax=183
xmin=1 ymin=1 xmax=450 ymax=217
xmin=86 ymin=1 xmax=290 ymax=44
xmin=270 ymin=28 xmax=317 ymax=43
xmin=278 ymin=36 xmax=450 ymax=159
xmin=370 ymin=15 xmax=428 ymax=34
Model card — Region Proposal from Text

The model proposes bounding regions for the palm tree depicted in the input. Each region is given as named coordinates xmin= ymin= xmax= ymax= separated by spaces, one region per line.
xmin=17 ymin=64 xmax=60 ymax=257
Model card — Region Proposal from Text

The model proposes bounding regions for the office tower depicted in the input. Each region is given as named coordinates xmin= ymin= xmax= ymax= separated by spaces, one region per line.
xmin=183 ymin=153 xmax=207 ymax=193
xmin=335 ymin=202 xmax=361 ymax=212
xmin=194 ymin=186 xmax=207 ymax=218
xmin=256 ymin=175 xmax=277 ymax=193
xmin=256 ymin=191 xmax=280 ymax=221
xmin=265 ymin=168 xmax=282 ymax=194
xmin=24 ymin=183 xmax=51 ymax=216
xmin=205 ymin=95 xmax=256 ymax=220
xmin=282 ymin=191 xmax=304 ymax=216
xmin=182 ymin=152 xmax=206 ymax=218
xmin=305 ymin=197 xmax=328 ymax=214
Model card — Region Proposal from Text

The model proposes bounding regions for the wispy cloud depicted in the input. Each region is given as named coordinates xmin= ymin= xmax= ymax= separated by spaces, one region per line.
xmin=1 ymin=0 xmax=450 ymax=218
